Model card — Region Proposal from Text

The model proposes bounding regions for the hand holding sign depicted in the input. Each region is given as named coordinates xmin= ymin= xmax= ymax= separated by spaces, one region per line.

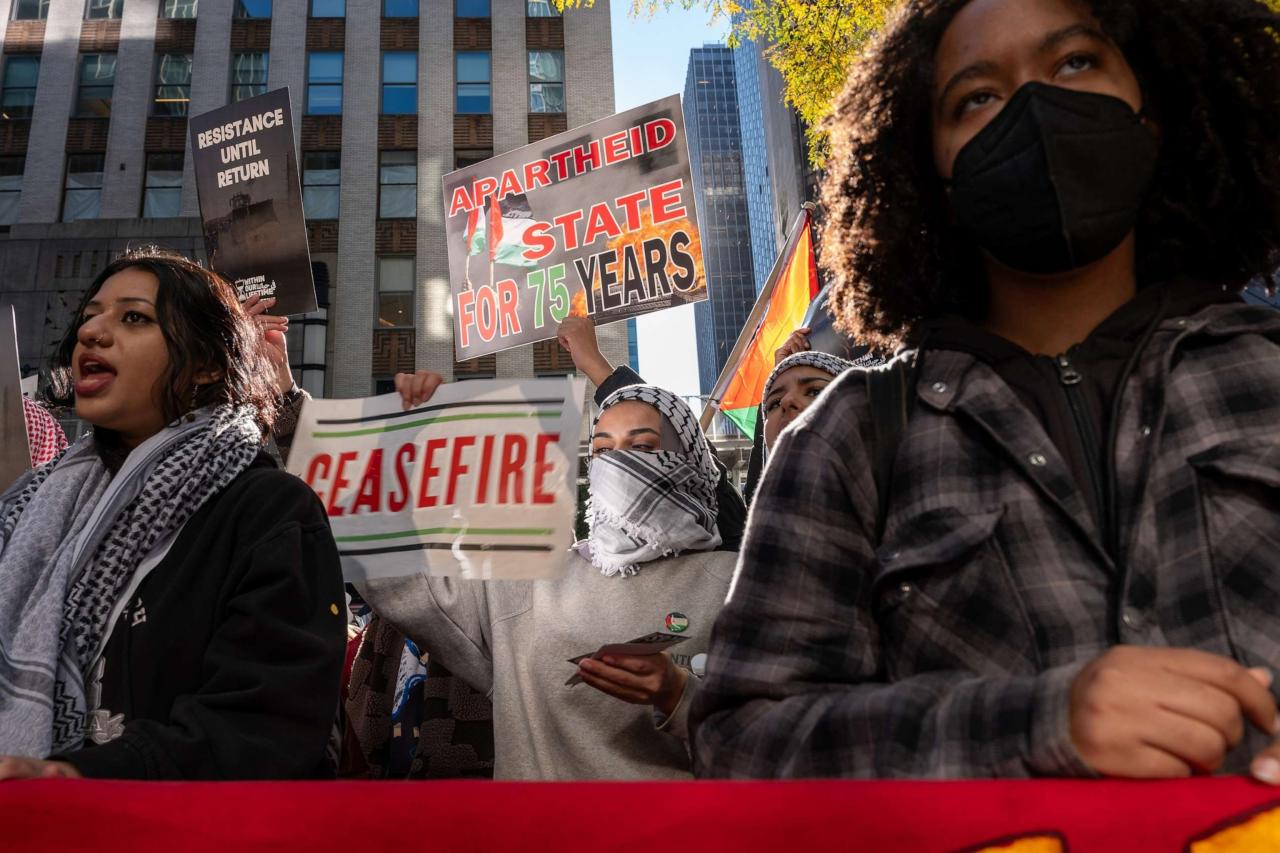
xmin=242 ymin=294 xmax=293 ymax=395
xmin=285 ymin=377 xmax=585 ymax=583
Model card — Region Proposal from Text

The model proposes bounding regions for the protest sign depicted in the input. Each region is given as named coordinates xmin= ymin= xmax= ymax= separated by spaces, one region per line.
xmin=189 ymin=88 xmax=317 ymax=316
xmin=285 ymin=377 xmax=585 ymax=583
xmin=0 ymin=306 xmax=29 ymax=490
xmin=443 ymin=94 xmax=706 ymax=360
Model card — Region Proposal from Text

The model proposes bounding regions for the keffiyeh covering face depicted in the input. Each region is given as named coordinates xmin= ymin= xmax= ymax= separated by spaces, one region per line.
xmin=0 ymin=405 xmax=262 ymax=758
xmin=577 ymin=385 xmax=721 ymax=577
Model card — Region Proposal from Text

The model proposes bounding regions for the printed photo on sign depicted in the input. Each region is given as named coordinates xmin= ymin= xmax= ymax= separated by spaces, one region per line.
xmin=443 ymin=94 xmax=707 ymax=361
xmin=189 ymin=88 xmax=317 ymax=316
xmin=285 ymin=378 xmax=585 ymax=583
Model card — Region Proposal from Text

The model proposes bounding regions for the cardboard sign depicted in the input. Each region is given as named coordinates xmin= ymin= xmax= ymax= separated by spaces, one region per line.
xmin=285 ymin=378 xmax=586 ymax=583
xmin=0 ymin=306 xmax=30 ymax=490
xmin=443 ymin=94 xmax=706 ymax=360
xmin=189 ymin=88 xmax=317 ymax=316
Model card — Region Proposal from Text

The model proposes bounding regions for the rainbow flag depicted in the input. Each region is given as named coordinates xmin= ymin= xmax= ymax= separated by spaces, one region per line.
xmin=705 ymin=209 xmax=820 ymax=437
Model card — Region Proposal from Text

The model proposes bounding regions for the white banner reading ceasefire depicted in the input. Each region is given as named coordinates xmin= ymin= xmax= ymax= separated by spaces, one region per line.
xmin=286 ymin=377 xmax=585 ymax=583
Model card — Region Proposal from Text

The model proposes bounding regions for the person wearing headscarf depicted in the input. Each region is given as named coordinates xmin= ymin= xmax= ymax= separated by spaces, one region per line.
xmin=760 ymin=349 xmax=858 ymax=453
xmin=0 ymin=249 xmax=345 ymax=781
xmin=556 ymin=315 xmax=747 ymax=549
xmin=357 ymin=382 xmax=736 ymax=780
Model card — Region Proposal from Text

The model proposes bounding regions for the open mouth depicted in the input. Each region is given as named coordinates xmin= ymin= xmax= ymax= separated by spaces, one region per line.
xmin=75 ymin=353 xmax=117 ymax=396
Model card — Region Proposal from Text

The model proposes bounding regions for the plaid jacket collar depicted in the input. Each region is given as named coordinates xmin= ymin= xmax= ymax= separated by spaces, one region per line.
xmin=908 ymin=303 xmax=1280 ymax=572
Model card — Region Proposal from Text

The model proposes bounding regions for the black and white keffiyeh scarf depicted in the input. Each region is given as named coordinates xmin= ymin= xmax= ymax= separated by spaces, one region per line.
xmin=761 ymin=351 xmax=859 ymax=406
xmin=576 ymin=385 xmax=721 ymax=577
xmin=0 ymin=405 xmax=262 ymax=757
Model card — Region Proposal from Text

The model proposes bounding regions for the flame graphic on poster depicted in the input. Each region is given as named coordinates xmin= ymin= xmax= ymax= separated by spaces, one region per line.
xmin=603 ymin=210 xmax=706 ymax=298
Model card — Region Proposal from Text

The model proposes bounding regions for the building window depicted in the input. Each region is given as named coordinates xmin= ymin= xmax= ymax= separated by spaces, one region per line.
xmin=383 ymin=0 xmax=415 ymax=15
xmin=62 ymin=154 xmax=104 ymax=222
xmin=12 ymin=0 xmax=50 ymax=19
xmin=231 ymin=52 xmax=269 ymax=102
xmin=76 ymin=54 xmax=116 ymax=117
xmin=454 ymin=148 xmax=492 ymax=169
xmin=309 ymin=0 xmax=342 ymax=16
xmin=160 ymin=0 xmax=196 ymax=16
xmin=528 ymin=50 xmax=564 ymax=113
xmin=377 ymin=257 xmax=414 ymax=328
xmin=378 ymin=151 xmax=415 ymax=218
xmin=154 ymin=53 xmax=192 ymax=116
xmin=142 ymin=153 xmax=183 ymax=218
xmin=302 ymin=151 xmax=340 ymax=218
xmin=85 ymin=0 xmax=123 ymax=18
xmin=455 ymin=0 xmax=488 ymax=16
xmin=0 ymin=157 xmax=23 ymax=225
xmin=307 ymin=52 xmax=343 ymax=115
xmin=455 ymin=52 xmax=490 ymax=114
xmin=381 ymin=52 xmax=416 ymax=115
xmin=1 ymin=57 xmax=39 ymax=119
xmin=526 ymin=0 xmax=559 ymax=14
xmin=234 ymin=0 xmax=270 ymax=17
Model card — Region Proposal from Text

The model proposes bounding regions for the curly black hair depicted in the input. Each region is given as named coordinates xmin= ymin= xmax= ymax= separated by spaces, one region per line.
xmin=820 ymin=0 xmax=1280 ymax=351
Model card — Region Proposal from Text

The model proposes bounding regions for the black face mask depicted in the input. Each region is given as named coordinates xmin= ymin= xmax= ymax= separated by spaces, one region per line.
xmin=948 ymin=82 xmax=1159 ymax=276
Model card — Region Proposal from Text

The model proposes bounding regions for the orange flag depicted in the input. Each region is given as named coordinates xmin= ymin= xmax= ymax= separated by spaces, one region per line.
xmin=707 ymin=209 xmax=820 ymax=437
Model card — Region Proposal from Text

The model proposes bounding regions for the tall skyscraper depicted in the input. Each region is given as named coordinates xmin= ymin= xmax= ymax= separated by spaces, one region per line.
xmin=0 ymin=0 xmax=628 ymax=397
xmin=732 ymin=25 xmax=811 ymax=295
xmin=683 ymin=43 xmax=754 ymax=396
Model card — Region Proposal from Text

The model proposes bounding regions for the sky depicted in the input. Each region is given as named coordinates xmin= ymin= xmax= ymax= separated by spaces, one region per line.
xmin=611 ymin=4 xmax=731 ymax=403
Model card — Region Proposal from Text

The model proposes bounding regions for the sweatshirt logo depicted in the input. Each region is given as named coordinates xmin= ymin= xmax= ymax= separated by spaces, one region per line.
xmin=665 ymin=612 xmax=688 ymax=633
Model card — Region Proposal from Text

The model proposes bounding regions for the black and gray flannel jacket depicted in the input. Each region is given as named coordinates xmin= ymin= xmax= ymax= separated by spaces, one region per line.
xmin=691 ymin=300 xmax=1280 ymax=778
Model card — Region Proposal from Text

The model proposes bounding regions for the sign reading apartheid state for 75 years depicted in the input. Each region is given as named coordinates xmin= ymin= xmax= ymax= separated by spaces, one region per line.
xmin=285 ymin=377 xmax=585 ymax=583
xmin=443 ymin=94 xmax=706 ymax=360
xmin=189 ymin=88 xmax=318 ymax=316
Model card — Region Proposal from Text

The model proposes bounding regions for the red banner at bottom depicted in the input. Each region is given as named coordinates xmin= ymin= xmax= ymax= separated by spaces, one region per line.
xmin=2 ymin=776 xmax=1278 ymax=851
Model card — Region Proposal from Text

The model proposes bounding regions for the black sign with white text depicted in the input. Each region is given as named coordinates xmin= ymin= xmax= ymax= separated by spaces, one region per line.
xmin=189 ymin=88 xmax=317 ymax=316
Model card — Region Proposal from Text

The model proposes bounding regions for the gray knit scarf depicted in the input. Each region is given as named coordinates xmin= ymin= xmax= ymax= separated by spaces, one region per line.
xmin=575 ymin=386 xmax=721 ymax=577
xmin=0 ymin=404 xmax=262 ymax=758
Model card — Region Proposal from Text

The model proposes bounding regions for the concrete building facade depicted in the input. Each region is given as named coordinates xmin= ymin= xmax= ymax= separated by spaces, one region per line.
xmin=0 ymin=0 xmax=628 ymax=397
xmin=683 ymin=43 xmax=753 ymax=396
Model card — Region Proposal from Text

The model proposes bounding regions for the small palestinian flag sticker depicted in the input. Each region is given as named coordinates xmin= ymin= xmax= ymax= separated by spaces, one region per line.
xmin=665 ymin=612 xmax=689 ymax=633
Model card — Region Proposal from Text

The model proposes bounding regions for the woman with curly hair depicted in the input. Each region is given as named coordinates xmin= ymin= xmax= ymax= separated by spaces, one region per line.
xmin=692 ymin=0 xmax=1280 ymax=781
xmin=0 ymin=250 xmax=345 ymax=780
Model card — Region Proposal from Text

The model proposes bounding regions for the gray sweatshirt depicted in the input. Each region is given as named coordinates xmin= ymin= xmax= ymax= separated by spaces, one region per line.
xmin=358 ymin=549 xmax=736 ymax=780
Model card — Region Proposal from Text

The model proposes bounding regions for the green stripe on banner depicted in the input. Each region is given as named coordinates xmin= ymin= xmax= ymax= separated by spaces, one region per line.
xmin=312 ymin=410 xmax=563 ymax=438
xmin=723 ymin=406 xmax=757 ymax=439
xmin=335 ymin=526 xmax=556 ymax=543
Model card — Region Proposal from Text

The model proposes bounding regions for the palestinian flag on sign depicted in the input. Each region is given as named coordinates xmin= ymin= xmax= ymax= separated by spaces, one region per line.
xmin=488 ymin=194 xmax=538 ymax=268
xmin=464 ymin=206 xmax=486 ymax=256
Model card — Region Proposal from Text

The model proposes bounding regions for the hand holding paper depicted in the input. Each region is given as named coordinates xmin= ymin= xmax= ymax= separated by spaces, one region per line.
xmin=568 ymin=627 xmax=691 ymax=706
xmin=569 ymin=636 xmax=691 ymax=717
